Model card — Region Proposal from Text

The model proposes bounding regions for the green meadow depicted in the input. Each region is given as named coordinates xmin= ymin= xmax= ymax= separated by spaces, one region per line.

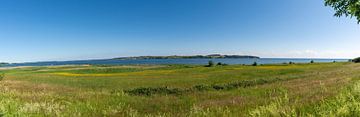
xmin=1 ymin=62 xmax=360 ymax=116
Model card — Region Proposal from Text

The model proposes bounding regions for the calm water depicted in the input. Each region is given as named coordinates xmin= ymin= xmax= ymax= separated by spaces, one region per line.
xmin=3 ymin=58 xmax=349 ymax=67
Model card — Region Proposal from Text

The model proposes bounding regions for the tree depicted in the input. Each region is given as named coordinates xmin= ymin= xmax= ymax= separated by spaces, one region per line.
xmin=206 ymin=60 xmax=214 ymax=67
xmin=252 ymin=62 xmax=258 ymax=66
xmin=325 ymin=0 xmax=360 ymax=23
xmin=353 ymin=57 xmax=360 ymax=63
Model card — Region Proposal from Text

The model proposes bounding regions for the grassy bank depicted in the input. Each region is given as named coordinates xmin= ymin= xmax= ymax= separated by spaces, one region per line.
xmin=0 ymin=62 xmax=359 ymax=116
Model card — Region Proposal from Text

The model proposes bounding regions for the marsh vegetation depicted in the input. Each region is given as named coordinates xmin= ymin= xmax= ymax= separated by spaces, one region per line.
xmin=0 ymin=62 xmax=359 ymax=116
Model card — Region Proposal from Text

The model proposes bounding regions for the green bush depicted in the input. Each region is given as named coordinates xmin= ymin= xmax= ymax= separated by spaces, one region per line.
xmin=211 ymin=85 xmax=226 ymax=90
xmin=352 ymin=57 xmax=360 ymax=63
xmin=124 ymin=78 xmax=293 ymax=96
xmin=216 ymin=62 xmax=228 ymax=66
xmin=205 ymin=60 xmax=215 ymax=67
xmin=192 ymin=84 xmax=211 ymax=91
xmin=252 ymin=62 xmax=258 ymax=66
xmin=124 ymin=87 xmax=183 ymax=96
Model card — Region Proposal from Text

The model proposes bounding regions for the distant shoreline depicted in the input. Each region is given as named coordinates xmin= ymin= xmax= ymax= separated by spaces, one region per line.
xmin=113 ymin=54 xmax=260 ymax=60
xmin=1 ymin=57 xmax=350 ymax=67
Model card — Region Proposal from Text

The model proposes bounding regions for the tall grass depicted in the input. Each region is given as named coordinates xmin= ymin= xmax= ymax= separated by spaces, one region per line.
xmin=0 ymin=83 xmax=140 ymax=116
xmin=310 ymin=81 xmax=360 ymax=116
xmin=0 ymin=73 xmax=4 ymax=81
xmin=248 ymin=81 xmax=360 ymax=117
xmin=0 ymin=62 xmax=356 ymax=116
xmin=248 ymin=89 xmax=297 ymax=117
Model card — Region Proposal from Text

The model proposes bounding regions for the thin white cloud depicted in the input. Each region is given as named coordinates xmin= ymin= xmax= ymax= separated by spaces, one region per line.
xmin=239 ymin=50 xmax=357 ymax=59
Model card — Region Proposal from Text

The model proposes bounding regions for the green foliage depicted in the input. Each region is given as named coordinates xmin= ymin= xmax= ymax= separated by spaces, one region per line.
xmin=310 ymin=60 xmax=314 ymax=63
xmin=353 ymin=57 xmax=360 ymax=63
xmin=325 ymin=0 xmax=360 ymax=23
xmin=124 ymin=87 xmax=183 ymax=96
xmin=192 ymin=84 xmax=212 ymax=91
xmin=125 ymin=78 xmax=289 ymax=96
xmin=206 ymin=60 xmax=215 ymax=67
xmin=216 ymin=62 xmax=228 ymax=66
xmin=252 ymin=62 xmax=258 ymax=66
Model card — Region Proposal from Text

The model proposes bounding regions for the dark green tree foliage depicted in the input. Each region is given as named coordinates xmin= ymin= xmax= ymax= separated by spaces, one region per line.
xmin=325 ymin=0 xmax=360 ymax=23
xmin=252 ymin=62 xmax=258 ymax=66
xmin=353 ymin=57 xmax=360 ymax=63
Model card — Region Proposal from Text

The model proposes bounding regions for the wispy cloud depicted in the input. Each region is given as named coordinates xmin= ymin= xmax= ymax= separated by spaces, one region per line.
xmin=239 ymin=50 xmax=357 ymax=59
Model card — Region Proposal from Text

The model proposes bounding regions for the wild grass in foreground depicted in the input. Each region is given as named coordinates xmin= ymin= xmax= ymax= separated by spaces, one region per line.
xmin=0 ymin=63 xmax=359 ymax=116
xmin=248 ymin=80 xmax=360 ymax=117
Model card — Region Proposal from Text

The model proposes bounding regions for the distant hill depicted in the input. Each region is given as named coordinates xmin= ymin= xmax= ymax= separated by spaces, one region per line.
xmin=113 ymin=54 xmax=260 ymax=60
xmin=0 ymin=62 xmax=8 ymax=66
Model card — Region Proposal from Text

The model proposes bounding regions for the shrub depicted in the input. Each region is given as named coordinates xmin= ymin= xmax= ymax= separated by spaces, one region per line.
xmin=352 ymin=57 xmax=360 ymax=63
xmin=212 ymin=85 xmax=226 ymax=90
xmin=252 ymin=62 xmax=258 ymax=66
xmin=216 ymin=62 xmax=228 ymax=66
xmin=206 ymin=60 xmax=215 ymax=67
xmin=192 ymin=84 xmax=211 ymax=91
xmin=124 ymin=87 xmax=183 ymax=96
xmin=124 ymin=77 xmax=295 ymax=96
xmin=310 ymin=60 xmax=314 ymax=63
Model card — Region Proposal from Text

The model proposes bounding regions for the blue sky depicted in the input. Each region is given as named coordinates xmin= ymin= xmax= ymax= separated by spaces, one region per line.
xmin=1 ymin=0 xmax=359 ymax=62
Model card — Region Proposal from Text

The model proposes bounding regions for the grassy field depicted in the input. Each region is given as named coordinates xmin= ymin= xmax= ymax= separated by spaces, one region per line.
xmin=0 ymin=62 xmax=360 ymax=116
